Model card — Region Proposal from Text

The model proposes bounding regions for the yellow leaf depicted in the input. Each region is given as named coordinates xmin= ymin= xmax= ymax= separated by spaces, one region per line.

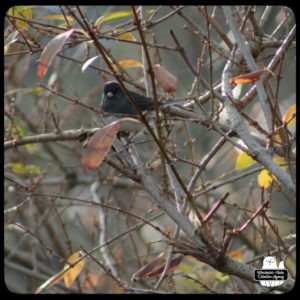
xmin=118 ymin=59 xmax=143 ymax=68
xmin=273 ymin=156 xmax=287 ymax=171
xmin=215 ymin=271 xmax=230 ymax=282
xmin=119 ymin=32 xmax=136 ymax=41
xmin=64 ymin=252 xmax=85 ymax=288
xmin=282 ymin=104 xmax=296 ymax=126
xmin=272 ymin=134 xmax=281 ymax=143
xmin=258 ymin=169 xmax=274 ymax=189
xmin=35 ymin=251 xmax=85 ymax=293
xmin=257 ymin=156 xmax=287 ymax=189
xmin=7 ymin=6 xmax=33 ymax=30
xmin=42 ymin=15 xmax=77 ymax=27
xmin=43 ymin=15 xmax=75 ymax=22
xmin=107 ymin=28 xmax=136 ymax=41
xmin=235 ymin=151 xmax=256 ymax=171
xmin=112 ymin=59 xmax=144 ymax=71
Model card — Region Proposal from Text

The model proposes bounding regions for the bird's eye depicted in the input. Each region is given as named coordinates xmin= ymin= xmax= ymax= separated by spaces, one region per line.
xmin=106 ymin=91 xmax=114 ymax=98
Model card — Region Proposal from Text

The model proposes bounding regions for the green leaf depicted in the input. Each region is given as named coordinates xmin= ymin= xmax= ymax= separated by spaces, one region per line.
xmin=96 ymin=9 xmax=155 ymax=27
xmin=5 ymin=87 xmax=44 ymax=97
xmin=215 ymin=271 xmax=230 ymax=282
xmin=95 ymin=11 xmax=133 ymax=26
xmin=8 ymin=163 xmax=41 ymax=175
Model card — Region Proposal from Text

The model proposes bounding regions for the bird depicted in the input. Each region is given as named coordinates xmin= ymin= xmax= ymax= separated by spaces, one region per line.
xmin=101 ymin=81 xmax=154 ymax=117
xmin=100 ymin=81 xmax=202 ymax=133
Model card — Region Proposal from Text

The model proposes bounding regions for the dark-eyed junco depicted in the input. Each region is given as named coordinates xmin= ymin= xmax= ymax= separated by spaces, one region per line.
xmin=101 ymin=81 xmax=202 ymax=128
xmin=101 ymin=81 xmax=154 ymax=117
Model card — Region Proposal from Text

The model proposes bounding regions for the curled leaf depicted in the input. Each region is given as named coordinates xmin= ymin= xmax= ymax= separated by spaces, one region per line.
xmin=35 ymin=251 xmax=85 ymax=293
xmin=132 ymin=253 xmax=165 ymax=280
xmin=64 ymin=252 xmax=85 ymax=288
xmin=81 ymin=56 xmax=100 ymax=73
xmin=108 ymin=28 xmax=137 ymax=41
xmin=230 ymin=69 xmax=267 ymax=85
xmin=37 ymin=29 xmax=75 ymax=79
xmin=144 ymin=254 xmax=184 ymax=277
xmin=95 ymin=11 xmax=133 ymax=26
xmin=132 ymin=253 xmax=184 ymax=280
xmin=112 ymin=59 xmax=144 ymax=71
xmin=82 ymin=121 xmax=121 ymax=170
xmin=119 ymin=32 xmax=136 ymax=41
xmin=153 ymin=64 xmax=178 ymax=93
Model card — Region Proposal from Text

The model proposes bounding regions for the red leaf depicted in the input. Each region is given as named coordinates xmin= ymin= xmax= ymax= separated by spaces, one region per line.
xmin=132 ymin=253 xmax=184 ymax=279
xmin=230 ymin=69 xmax=267 ymax=85
xmin=37 ymin=29 xmax=74 ymax=79
xmin=82 ymin=121 xmax=121 ymax=171
xmin=132 ymin=253 xmax=164 ymax=279
xmin=144 ymin=254 xmax=184 ymax=277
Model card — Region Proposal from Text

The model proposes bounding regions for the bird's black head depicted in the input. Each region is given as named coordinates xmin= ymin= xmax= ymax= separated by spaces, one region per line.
xmin=101 ymin=81 xmax=154 ymax=117
xmin=103 ymin=81 xmax=123 ymax=99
